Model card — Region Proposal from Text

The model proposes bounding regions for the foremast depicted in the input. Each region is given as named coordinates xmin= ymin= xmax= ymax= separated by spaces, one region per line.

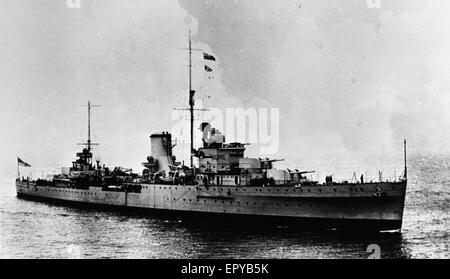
xmin=74 ymin=101 xmax=100 ymax=170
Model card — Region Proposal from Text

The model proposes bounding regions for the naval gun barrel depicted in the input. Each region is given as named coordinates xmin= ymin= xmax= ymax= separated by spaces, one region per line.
xmin=297 ymin=171 xmax=315 ymax=175
xmin=259 ymin=158 xmax=285 ymax=163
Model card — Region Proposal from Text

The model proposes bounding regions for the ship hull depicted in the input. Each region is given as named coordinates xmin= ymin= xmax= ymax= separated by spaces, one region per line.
xmin=16 ymin=180 xmax=407 ymax=231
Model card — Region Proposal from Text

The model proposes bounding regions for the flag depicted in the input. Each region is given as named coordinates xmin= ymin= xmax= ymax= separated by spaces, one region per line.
xmin=204 ymin=65 xmax=212 ymax=72
xmin=203 ymin=52 xmax=216 ymax=61
xmin=18 ymin=157 xmax=31 ymax=167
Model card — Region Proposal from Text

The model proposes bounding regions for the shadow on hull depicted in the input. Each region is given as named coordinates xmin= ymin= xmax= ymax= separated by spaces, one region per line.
xmin=17 ymin=193 xmax=402 ymax=232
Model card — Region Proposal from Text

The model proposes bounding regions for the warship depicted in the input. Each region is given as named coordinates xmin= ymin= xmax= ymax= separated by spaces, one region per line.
xmin=15 ymin=32 xmax=408 ymax=231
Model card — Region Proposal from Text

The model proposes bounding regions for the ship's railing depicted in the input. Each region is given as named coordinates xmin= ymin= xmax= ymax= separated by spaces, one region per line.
xmin=317 ymin=170 xmax=406 ymax=185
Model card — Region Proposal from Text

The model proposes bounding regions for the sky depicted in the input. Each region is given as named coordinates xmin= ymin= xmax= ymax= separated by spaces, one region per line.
xmin=1 ymin=0 xmax=450 ymax=182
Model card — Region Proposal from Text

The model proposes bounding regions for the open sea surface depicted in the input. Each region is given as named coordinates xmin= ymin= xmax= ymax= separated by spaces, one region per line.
xmin=0 ymin=155 xmax=448 ymax=259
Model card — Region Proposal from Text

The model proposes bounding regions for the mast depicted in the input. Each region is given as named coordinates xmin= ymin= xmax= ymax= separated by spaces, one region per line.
xmin=88 ymin=101 xmax=91 ymax=151
xmin=404 ymin=139 xmax=407 ymax=181
xmin=79 ymin=101 xmax=100 ymax=154
xmin=188 ymin=30 xmax=195 ymax=168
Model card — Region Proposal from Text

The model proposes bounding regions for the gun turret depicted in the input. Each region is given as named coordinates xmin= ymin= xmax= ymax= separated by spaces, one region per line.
xmin=259 ymin=158 xmax=284 ymax=170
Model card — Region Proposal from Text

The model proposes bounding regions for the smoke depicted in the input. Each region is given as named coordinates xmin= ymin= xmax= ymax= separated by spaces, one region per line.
xmin=179 ymin=0 xmax=450 ymax=174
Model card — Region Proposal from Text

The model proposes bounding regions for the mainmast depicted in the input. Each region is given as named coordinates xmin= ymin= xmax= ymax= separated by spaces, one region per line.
xmin=404 ymin=139 xmax=407 ymax=181
xmin=188 ymin=30 xmax=195 ymax=168
xmin=174 ymin=30 xmax=207 ymax=168
xmin=88 ymin=101 xmax=91 ymax=151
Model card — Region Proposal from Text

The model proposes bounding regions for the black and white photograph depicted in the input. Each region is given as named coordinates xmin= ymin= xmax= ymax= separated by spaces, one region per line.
xmin=0 ymin=0 xmax=449 ymax=261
